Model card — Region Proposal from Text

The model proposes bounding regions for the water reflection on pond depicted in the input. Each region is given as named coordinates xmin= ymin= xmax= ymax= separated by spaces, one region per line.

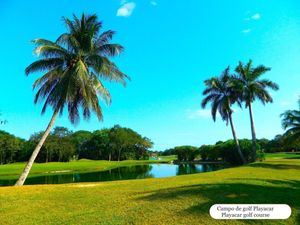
xmin=0 ymin=163 xmax=224 ymax=186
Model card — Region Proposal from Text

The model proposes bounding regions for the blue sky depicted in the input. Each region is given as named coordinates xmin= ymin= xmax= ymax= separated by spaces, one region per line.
xmin=1 ymin=0 xmax=300 ymax=150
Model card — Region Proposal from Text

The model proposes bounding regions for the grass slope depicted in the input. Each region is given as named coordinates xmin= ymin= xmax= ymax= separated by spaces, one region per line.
xmin=0 ymin=155 xmax=299 ymax=225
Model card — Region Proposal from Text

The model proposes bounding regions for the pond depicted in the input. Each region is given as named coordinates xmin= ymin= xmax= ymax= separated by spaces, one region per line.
xmin=0 ymin=163 xmax=224 ymax=186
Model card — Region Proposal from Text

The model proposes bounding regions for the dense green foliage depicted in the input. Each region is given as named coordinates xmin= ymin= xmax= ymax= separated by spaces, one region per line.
xmin=2 ymin=126 xmax=298 ymax=166
xmin=79 ymin=125 xmax=152 ymax=161
xmin=0 ymin=125 xmax=152 ymax=164
xmin=163 ymin=139 xmax=262 ymax=165
xmin=199 ymin=139 xmax=261 ymax=165
xmin=0 ymin=131 xmax=25 ymax=164
xmin=174 ymin=146 xmax=199 ymax=161
xmin=259 ymin=134 xmax=300 ymax=152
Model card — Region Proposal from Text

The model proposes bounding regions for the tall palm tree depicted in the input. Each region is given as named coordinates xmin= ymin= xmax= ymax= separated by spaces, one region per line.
xmin=201 ymin=67 xmax=246 ymax=164
xmin=234 ymin=60 xmax=279 ymax=162
xmin=15 ymin=14 xmax=129 ymax=186
xmin=281 ymin=101 xmax=300 ymax=143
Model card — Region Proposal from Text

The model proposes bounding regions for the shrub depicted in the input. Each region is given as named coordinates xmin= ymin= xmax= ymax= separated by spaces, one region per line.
xmin=199 ymin=145 xmax=211 ymax=161
xmin=200 ymin=139 xmax=262 ymax=165
xmin=175 ymin=146 xmax=199 ymax=161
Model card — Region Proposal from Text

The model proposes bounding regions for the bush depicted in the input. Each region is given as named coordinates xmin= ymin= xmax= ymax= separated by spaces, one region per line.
xmin=199 ymin=145 xmax=211 ymax=161
xmin=256 ymin=149 xmax=265 ymax=162
xmin=175 ymin=146 xmax=199 ymax=161
xmin=200 ymin=139 xmax=262 ymax=165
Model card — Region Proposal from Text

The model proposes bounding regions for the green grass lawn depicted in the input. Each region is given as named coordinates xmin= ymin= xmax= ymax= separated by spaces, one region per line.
xmin=158 ymin=155 xmax=177 ymax=161
xmin=264 ymin=152 xmax=300 ymax=159
xmin=0 ymin=154 xmax=299 ymax=225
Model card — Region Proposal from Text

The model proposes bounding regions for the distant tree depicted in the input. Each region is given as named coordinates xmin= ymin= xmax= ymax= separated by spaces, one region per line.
xmin=17 ymin=141 xmax=37 ymax=162
xmin=0 ymin=131 xmax=24 ymax=164
xmin=161 ymin=148 xmax=177 ymax=156
xmin=218 ymin=139 xmax=261 ymax=164
xmin=234 ymin=60 xmax=279 ymax=162
xmin=135 ymin=137 xmax=153 ymax=160
xmin=175 ymin=146 xmax=199 ymax=161
xmin=109 ymin=126 xmax=152 ymax=161
xmin=200 ymin=139 xmax=261 ymax=165
xmin=52 ymin=127 xmax=73 ymax=138
xmin=15 ymin=14 xmax=129 ymax=186
xmin=46 ymin=127 xmax=75 ymax=162
xmin=71 ymin=130 xmax=93 ymax=156
xmin=257 ymin=138 xmax=269 ymax=151
xmin=202 ymin=67 xmax=246 ymax=164
xmin=79 ymin=129 xmax=110 ymax=160
xmin=78 ymin=126 xmax=152 ymax=161
xmin=44 ymin=135 xmax=76 ymax=162
xmin=281 ymin=100 xmax=300 ymax=145
xmin=21 ymin=128 xmax=75 ymax=163
xmin=199 ymin=145 xmax=211 ymax=161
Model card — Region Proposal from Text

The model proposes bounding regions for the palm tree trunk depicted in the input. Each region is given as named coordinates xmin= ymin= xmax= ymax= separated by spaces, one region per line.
xmin=248 ymin=102 xmax=257 ymax=162
xmin=228 ymin=113 xmax=246 ymax=164
xmin=14 ymin=110 xmax=59 ymax=186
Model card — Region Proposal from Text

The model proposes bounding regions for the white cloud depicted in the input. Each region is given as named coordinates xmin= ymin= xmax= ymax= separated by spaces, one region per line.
xmin=187 ymin=109 xmax=211 ymax=119
xmin=242 ymin=29 xmax=251 ymax=34
xmin=150 ymin=1 xmax=157 ymax=6
xmin=251 ymin=13 xmax=261 ymax=20
xmin=280 ymin=101 xmax=292 ymax=107
xmin=245 ymin=12 xmax=261 ymax=21
xmin=117 ymin=2 xmax=136 ymax=17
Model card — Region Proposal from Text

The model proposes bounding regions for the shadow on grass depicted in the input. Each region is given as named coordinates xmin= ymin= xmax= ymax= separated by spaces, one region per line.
xmin=248 ymin=163 xmax=300 ymax=170
xmin=138 ymin=179 xmax=300 ymax=224
xmin=284 ymin=156 xmax=300 ymax=159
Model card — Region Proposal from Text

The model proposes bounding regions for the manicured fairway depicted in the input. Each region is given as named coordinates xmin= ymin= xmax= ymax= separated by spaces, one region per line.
xmin=0 ymin=155 xmax=299 ymax=225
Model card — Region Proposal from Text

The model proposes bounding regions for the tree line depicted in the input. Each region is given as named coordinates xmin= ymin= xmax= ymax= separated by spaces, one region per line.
xmin=160 ymin=135 xmax=300 ymax=165
xmin=0 ymin=125 xmax=153 ymax=165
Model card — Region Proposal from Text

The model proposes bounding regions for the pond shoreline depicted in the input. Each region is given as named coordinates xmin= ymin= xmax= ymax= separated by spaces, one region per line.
xmin=172 ymin=160 xmax=225 ymax=165
xmin=0 ymin=162 xmax=225 ymax=186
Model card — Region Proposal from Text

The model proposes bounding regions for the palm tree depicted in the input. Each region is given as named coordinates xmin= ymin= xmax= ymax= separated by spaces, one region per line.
xmin=234 ymin=60 xmax=279 ymax=162
xmin=281 ymin=101 xmax=300 ymax=143
xmin=201 ymin=67 xmax=246 ymax=164
xmin=15 ymin=14 xmax=129 ymax=186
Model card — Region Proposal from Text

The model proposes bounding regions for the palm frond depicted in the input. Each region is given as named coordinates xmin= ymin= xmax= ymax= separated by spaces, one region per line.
xmin=233 ymin=60 xmax=278 ymax=106
xmin=97 ymin=44 xmax=124 ymax=57
xmin=96 ymin=30 xmax=115 ymax=46
xmin=25 ymin=58 xmax=64 ymax=75
xmin=251 ymin=65 xmax=271 ymax=80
